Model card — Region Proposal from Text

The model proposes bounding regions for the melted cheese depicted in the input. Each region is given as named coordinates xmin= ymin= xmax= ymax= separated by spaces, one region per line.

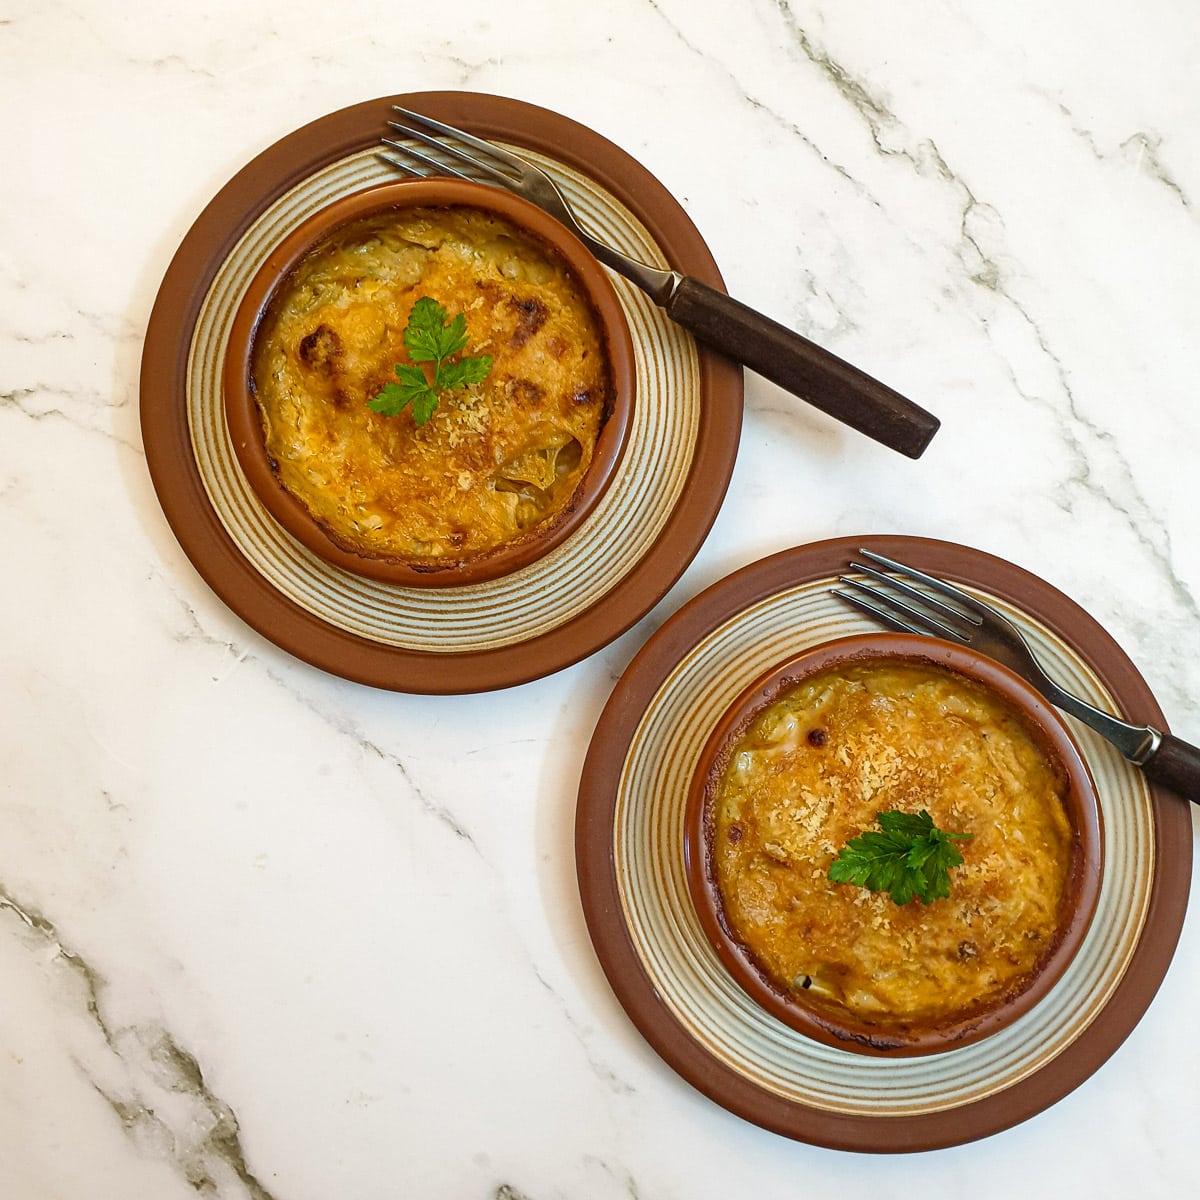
xmin=709 ymin=659 xmax=1076 ymax=1031
xmin=249 ymin=205 xmax=613 ymax=566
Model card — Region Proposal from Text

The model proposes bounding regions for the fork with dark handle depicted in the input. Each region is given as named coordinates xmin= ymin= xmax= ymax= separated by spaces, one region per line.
xmin=381 ymin=106 xmax=940 ymax=460
xmin=835 ymin=549 xmax=1200 ymax=804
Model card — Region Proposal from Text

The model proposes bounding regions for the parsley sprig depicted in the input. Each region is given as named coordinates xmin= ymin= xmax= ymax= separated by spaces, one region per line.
xmin=367 ymin=297 xmax=493 ymax=426
xmin=828 ymin=809 xmax=972 ymax=906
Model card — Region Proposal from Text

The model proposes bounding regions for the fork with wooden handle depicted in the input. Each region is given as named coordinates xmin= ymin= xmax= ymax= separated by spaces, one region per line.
xmin=835 ymin=549 xmax=1200 ymax=804
xmin=380 ymin=106 xmax=940 ymax=460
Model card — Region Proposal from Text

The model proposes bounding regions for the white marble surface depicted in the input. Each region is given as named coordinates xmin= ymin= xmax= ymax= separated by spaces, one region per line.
xmin=3 ymin=0 xmax=1199 ymax=1195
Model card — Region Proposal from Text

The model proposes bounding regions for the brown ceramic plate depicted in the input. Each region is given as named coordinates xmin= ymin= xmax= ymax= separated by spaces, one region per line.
xmin=140 ymin=92 xmax=743 ymax=693
xmin=575 ymin=534 xmax=1192 ymax=1152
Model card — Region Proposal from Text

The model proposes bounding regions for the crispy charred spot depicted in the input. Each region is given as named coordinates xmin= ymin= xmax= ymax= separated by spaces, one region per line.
xmin=507 ymin=378 xmax=544 ymax=405
xmin=546 ymin=334 xmax=568 ymax=360
xmin=727 ymin=824 xmax=743 ymax=845
xmin=807 ymin=727 xmax=828 ymax=748
xmin=841 ymin=1030 xmax=907 ymax=1052
xmin=474 ymin=279 xmax=502 ymax=297
xmin=571 ymin=387 xmax=594 ymax=407
xmin=297 ymin=324 xmax=344 ymax=375
xmin=507 ymin=296 xmax=548 ymax=349
xmin=958 ymin=940 xmax=979 ymax=962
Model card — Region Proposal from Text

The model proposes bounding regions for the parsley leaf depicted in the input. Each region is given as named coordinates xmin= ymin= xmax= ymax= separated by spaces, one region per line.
xmin=368 ymin=364 xmax=437 ymax=419
xmin=437 ymin=354 xmax=493 ymax=392
xmin=367 ymin=297 xmax=493 ymax=425
xmin=828 ymin=809 xmax=972 ymax=906
xmin=402 ymin=297 xmax=468 ymax=363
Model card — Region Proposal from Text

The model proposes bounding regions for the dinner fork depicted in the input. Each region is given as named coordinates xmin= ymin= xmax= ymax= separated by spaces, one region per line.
xmin=380 ymin=106 xmax=940 ymax=460
xmin=835 ymin=549 xmax=1200 ymax=803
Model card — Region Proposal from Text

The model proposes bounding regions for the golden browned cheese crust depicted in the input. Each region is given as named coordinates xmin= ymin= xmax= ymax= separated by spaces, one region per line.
xmin=250 ymin=205 xmax=613 ymax=564
xmin=709 ymin=660 xmax=1076 ymax=1028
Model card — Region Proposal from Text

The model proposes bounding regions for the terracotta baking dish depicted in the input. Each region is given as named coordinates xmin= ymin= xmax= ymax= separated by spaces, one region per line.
xmin=223 ymin=177 xmax=635 ymax=587
xmin=684 ymin=632 xmax=1103 ymax=1056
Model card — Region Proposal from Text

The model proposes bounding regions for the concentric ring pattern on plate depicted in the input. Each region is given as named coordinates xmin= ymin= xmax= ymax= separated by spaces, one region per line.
xmin=613 ymin=578 xmax=1154 ymax=1117
xmin=186 ymin=148 xmax=699 ymax=653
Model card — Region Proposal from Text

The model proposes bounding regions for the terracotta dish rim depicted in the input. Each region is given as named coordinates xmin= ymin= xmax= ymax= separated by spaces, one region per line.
xmin=221 ymin=176 xmax=637 ymax=588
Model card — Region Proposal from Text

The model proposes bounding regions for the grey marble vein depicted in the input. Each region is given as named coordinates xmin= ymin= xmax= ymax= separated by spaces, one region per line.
xmin=0 ymin=886 xmax=278 ymax=1200
xmin=746 ymin=93 xmax=874 ymax=200
xmin=644 ymin=0 xmax=882 ymax=203
xmin=1 ymin=384 xmax=99 ymax=415
xmin=150 ymin=560 xmax=481 ymax=844
xmin=787 ymin=22 xmax=1012 ymax=292
xmin=494 ymin=1185 xmax=534 ymax=1200
xmin=1053 ymin=100 xmax=1194 ymax=213
xmin=584 ymin=1154 xmax=643 ymax=1199
xmin=268 ymin=674 xmax=478 ymax=847
xmin=993 ymin=289 xmax=1200 ymax=636
xmin=9 ymin=330 xmax=75 ymax=346
xmin=444 ymin=51 xmax=504 ymax=85
xmin=0 ymin=383 xmax=143 ymax=455
xmin=531 ymin=966 xmax=636 ymax=1096
xmin=131 ymin=52 xmax=219 ymax=81
xmin=761 ymin=17 xmax=1197 ymax=635
xmin=1 ymin=385 xmax=41 ymax=410
xmin=89 ymin=1033 xmax=275 ymax=1200
xmin=779 ymin=9 xmax=895 ymax=149
xmin=368 ymin=737 xmax=477 ymax=844
xmin=155 ymin=565 xmax=254 ymax=653
xmin=1117 ymin=132 xmax=1193 ymax=212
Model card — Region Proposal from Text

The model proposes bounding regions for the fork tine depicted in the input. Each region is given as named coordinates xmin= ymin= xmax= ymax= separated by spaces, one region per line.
xmin=856 ymin=549 xmax=988 ymax=617
xmin=376 ymin=151 xmax=423 ymax=178
xmin=384 ymin=121 xmax=514 ymax=185
xmin=390 ymin=105 xmax=531 ymax=174
xmin=387 ymin=107 xmax=531 ymax=189
xmin=379 ymin=136 xmax=475 ymax=182
xmin=848 ymin=561 xmax=981 ymax=628
xmin=834 ymin=580 xmax=972 ymax=643
xmin=833 ymin=586 xmax=931 ymax=636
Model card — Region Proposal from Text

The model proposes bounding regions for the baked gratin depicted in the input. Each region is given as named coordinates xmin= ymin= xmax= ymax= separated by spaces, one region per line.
xmin=246 ymin=201 xmax=618 ymax=574
xmin=701 ymin=653 xmax=1091 ymax=1050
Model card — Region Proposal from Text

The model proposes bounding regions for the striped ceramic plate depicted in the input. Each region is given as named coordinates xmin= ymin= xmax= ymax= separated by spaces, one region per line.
xmin=577 ymin=535 xmax=1191 ymax=1151
xmin=187 ymin=148 xmax=698 ymax=652
xmin=141 ymin=94 xmax=743 ymax=692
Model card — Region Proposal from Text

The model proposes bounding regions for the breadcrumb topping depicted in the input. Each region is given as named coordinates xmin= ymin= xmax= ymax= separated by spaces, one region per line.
xmin=710 ymin=660 xmax=1075 ymax=1026
xmin=251 ymin=206 xmax=611 ymax=563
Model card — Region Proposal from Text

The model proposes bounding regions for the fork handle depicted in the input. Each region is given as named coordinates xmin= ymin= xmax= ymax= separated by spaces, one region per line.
xmin=1141 ymin=731 xmax=1200 ymax=804
xmin=665 ymin=276 xmax=939 ymax=459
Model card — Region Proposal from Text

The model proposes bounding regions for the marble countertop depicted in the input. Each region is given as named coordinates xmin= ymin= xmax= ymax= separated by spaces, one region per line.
xmin=3 ymin=0 xmax=1198 ymax=1195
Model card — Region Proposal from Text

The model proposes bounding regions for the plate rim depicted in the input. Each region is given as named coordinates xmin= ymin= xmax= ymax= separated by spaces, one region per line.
xmin=575 ymin=533 xmax=1192 ymax=1152
xmin=139 ymin=91 xmax=744 ymax=693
